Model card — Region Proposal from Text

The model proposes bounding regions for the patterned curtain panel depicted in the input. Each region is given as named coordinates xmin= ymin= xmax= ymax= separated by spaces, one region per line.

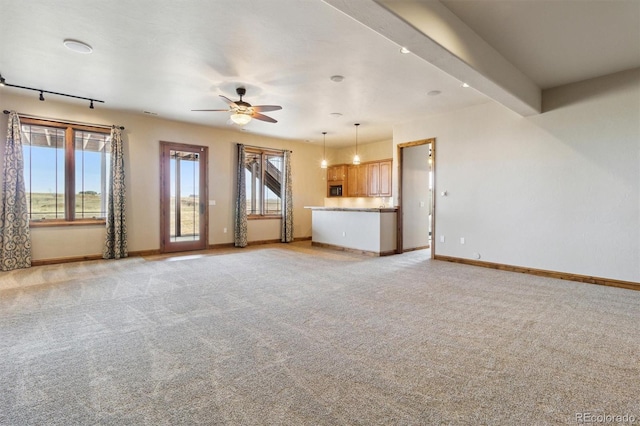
xmin=280 ymin=150 xmax=293 ymax=243
xmin=0 ymin=111 xmax=31 ymax=270
xmin=103 ymin=126 xmax=128 ymax=259
xmin=234 ymin=144 xmax=248 ymax=247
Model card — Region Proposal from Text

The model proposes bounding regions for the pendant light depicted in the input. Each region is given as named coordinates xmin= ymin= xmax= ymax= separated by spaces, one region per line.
xmin=353 ymin=123 xmax=361 ymax=165
xmin=321 ymin=131 xmax=328 ymax=169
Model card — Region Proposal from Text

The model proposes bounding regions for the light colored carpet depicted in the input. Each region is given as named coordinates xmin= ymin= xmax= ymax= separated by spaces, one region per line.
xmin=0 ymin=242 xmax=639 ymax=425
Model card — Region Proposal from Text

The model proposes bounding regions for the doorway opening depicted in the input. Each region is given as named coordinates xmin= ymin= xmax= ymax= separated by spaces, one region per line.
xmin=397 ymin=138 xmax=435 ymax=259
xmin=160 ymin=141 xmax=208 ymax=253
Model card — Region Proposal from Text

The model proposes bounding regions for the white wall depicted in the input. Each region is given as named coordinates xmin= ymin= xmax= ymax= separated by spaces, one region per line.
xmin=332 ymin=138 xmax=393 ymax=165
xmin=0 ymin=92 xmax=326 ymax=261
xmin=311 ymin=210 xmax=396 ymax=253
xmin=393 ymin=68 xmax=640 ymax=283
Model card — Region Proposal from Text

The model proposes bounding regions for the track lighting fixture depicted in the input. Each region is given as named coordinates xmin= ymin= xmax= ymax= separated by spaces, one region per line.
xmin=0 ymin=73 xmax=104 ymax=109
xmin=321 ymin=132 xmax=328 ymax=169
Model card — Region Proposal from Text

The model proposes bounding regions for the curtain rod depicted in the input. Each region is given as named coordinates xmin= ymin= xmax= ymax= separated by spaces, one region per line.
xmin=240 ymin=143 xmax=292 ymax=153
xmin=3 ymin=110 xmax=124 ymax=130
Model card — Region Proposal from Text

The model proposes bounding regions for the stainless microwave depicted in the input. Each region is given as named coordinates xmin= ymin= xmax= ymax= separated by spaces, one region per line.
xmin=329 ymin=185 xmax=343 ymax=197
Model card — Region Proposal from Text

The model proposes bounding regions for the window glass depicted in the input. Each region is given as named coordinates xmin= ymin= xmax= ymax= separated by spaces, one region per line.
xmin=74 ymin=131 xmax=111 ymax=219
xmin=20 ymin=121 xmax=110 ymax=222
xmin=244 ymin=149 xmax=283 ymax=217
xmin=264 ymin=154 xmax=282 ymax=215
xmin=21 ymin=125 xmax=66 ymax=220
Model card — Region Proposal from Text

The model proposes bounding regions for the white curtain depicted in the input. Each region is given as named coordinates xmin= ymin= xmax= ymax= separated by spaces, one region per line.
xmin=0 ymin=111 xmax=31 ymax=270
xmin=280 ymin=150 xmax=293 ymax=243
xmin=234 ymin=144 xmax=248 ymax=247
xmin=103 ymin=126 xmax=128 ymax=259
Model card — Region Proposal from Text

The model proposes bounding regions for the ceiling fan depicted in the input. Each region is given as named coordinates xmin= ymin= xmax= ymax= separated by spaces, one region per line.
xmin=192 ymin=87 xmax=282 ymax=125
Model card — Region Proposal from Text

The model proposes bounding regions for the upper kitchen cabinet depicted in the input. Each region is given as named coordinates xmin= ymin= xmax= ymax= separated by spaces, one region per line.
xmin=368 ymin=160 xmax=392 ymax=197
xmin=327 ymin=165 xmax=346 ymax=182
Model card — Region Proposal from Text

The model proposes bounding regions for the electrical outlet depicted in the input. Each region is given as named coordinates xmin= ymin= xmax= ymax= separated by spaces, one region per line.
xmin=419 ymin=201 xmax=425 ymax=207
xmin=223 ymin=227 xmax=227 ymax=233
xmin=342 ymin=231 xmax=346 ymax=237
xmin=460 ymin=237 xmax=465 ymax=244
xmin=440 ymin=236 xmax=445 ymax=243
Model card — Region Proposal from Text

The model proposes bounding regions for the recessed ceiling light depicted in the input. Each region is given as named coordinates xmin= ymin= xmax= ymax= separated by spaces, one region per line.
xmin=400 ymin=47 xmax=411 ymax=54
xmin=428 ymin=90 xmax=441 ymax=96
xmin=330 ymin=112 xmax=343 ymax=117
xmin=330 ymin=75 xmax=344 ymax=83
xmin=63 ymin=39 xmax=93 ymax=54
xmin=461 ymin=83 xmax=470 ymax=88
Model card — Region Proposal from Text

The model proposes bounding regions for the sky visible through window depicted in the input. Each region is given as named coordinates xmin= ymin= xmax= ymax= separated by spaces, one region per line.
xmin=22 ymin=127 xmax=108 ymax=194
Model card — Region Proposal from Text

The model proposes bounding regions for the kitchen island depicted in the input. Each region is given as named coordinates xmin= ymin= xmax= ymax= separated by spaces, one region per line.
xmin=305 ymin=206 xmax=398 ymax=256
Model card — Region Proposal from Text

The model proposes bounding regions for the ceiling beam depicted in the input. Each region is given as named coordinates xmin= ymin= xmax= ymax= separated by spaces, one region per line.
xmin=323 ymin=0 xmax=541 ymax=116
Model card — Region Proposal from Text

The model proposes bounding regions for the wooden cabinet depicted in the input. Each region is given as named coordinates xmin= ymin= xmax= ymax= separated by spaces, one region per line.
xmin=326 ymin=160 xmax=391 ymax=198
xmin=327 ymin=165 xmax=347 ymax=197
xmin=327 ymin=165 xmax=346 ymax=181
xmin=346 ymin=164 xmax=368 ymax=197
xmin=368 ymin=160 xmax=392 ymax=197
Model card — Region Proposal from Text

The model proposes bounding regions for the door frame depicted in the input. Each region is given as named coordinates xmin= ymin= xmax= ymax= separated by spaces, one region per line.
xmin=159 ymin=141 xmax=209 ymax=253
xmin=397 ymin=138 xmax=436 ymax=259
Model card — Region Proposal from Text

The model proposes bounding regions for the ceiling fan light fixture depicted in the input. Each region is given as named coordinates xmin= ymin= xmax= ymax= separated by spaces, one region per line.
xmin=231 ymin=112 xmax=252 ymax=125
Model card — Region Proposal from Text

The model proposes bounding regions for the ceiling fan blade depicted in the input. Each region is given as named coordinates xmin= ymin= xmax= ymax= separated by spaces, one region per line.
xmin=219 ymin=95 xmax=239 ymax=108
xmin=251 ymin=112 xmax=277 ymax=123
xmin=191 ymin=109 xmax=230 ymax=112
xmin=252 ymin=105 xmax=282 ymax=112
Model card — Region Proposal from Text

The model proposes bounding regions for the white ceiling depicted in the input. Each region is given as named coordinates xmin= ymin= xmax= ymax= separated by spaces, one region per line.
xmin=0 ymin=0 xmax=638 ymax=146
xmin=440 ymin=0 xmax=640 ymax=90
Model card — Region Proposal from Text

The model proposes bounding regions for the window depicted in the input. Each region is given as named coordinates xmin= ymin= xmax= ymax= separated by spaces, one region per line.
xmin=21 ymin=118 xmax=111 ymax=223
xmin=244 ymin=148 xmax=284 ymax=217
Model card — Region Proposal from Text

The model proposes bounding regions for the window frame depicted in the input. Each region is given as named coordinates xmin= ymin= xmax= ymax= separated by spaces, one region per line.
xmin=244 ymin=147 xmax=284 ymax=220
xmin=20 ymin=117 xmax=111 ymax=227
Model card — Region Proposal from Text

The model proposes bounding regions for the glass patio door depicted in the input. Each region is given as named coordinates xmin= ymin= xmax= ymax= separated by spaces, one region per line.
xmin=160 ymin=142 xmax=208 ymax=253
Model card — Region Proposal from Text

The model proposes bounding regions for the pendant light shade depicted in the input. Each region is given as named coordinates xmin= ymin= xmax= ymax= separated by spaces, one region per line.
xmin=353 ymin=123 xmax=361 ymax=165
xmin=321 ymin=131 xmax=328 ymax=169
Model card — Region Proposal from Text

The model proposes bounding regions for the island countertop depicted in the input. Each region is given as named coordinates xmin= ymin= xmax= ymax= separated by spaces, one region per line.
xmin=306 ymin=206 xmax=398 ymax=255
xmin=304 ymin=206 xmax=398 ymax=213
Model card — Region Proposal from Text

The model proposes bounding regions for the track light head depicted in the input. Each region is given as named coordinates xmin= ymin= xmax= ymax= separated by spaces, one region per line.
xmin=39 ymin=91 xmax=45 ymax=101
xmin=89 ymin=100 xmax=94 ymax=109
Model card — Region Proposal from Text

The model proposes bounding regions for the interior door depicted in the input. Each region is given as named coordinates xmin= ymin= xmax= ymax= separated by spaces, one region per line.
xmin=160 ymin=141 xmax=208 ymax=253
xmin=398 ymin=139 xmax=435 ymax=257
